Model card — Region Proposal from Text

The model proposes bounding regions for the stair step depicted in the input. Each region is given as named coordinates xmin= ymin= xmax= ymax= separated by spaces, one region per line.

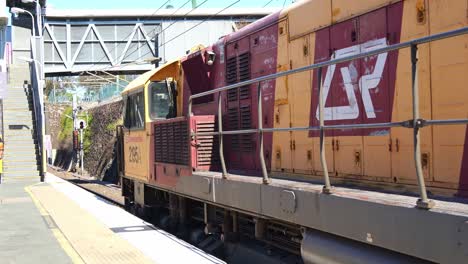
xmin=4 ymin=140 xmax=36 ymax=144
xmin=3 ymin=157 xmax=39 ymax=162
xmin=5 ymin=94 xmax=29 ymax=98
xmin=3 ymin=161 xmax=39 ymax=166
xmin=3 ymin=150 xmax=38 ymax=155
xmin=4 ymin=145 xmax=37 ymax=150
xmin=3 ymin=118 xmax=34 ymax=122
xmin=3 ymin=152 xmax=38 ymax=157
xmin=4 ymin=97 xmax=31 ymax=101
xmin=3 ymin=115 xmax=34 ymax=120
xmin=3 ymin=110 xmax=33 ymax=114
xmin=3 ymin=115 xmax=34 ymax=119
xmin=3 ymin=107 xmax=32 ymax=111
xmin=2 ymin=171 xmax=40 ymax=177
xmin=4 ymin=121 xmax=34 ymax=127
xmin=4 ymin=118 xmax=34 ymax=123
xmin=4 ymin=136 xmax=34 ymax=140
xmin=4 ymin=136 xmax=35 ymax=140
xmin=3 ymin=164 xmax=39 ymax=172
xmin=4 ymin=102 xmax=32 ymax=107
xmin=4 ymin=137 xmax=36 ymax=141
xmin=4 ymin=129 xmax=33 ymax=132
xmin=4 ymin=131 xmax=34 ymax=136
xmin=4 ymin=100 xmax=32 ymax=104
xmin=5 ymin=93 xmax=29 ymax=98
xmin=5 ymin=92 xmax=28 ymax=97
xmin=4 ymin=96 xmax=31 ymax=100
xmin=3 ymin=159 xmax=39 ymax=163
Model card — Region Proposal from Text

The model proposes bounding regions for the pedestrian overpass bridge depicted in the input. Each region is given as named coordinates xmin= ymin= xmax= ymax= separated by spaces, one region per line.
xmin=41 ymin=8 xmax=273 ymax=75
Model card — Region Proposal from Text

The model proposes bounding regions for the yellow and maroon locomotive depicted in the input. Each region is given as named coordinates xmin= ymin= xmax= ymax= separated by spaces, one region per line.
xmin=120 ymin=1 xmax=468 ymax=263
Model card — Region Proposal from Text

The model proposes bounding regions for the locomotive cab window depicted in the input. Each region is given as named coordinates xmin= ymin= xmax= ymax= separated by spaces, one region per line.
xmin=149 ymin=80 xmax=176 ymax=120
xmin=124 ymin=91 xmax=145 ymax=129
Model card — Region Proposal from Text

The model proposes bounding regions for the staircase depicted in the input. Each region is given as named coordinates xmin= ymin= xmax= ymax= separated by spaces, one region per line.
xmin=2 ymin=64 xmax=41 ymax=180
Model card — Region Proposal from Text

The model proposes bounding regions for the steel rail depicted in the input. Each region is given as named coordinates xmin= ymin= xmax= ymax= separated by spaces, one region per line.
xmin=188 ymin=26 xmax=468 ymax=209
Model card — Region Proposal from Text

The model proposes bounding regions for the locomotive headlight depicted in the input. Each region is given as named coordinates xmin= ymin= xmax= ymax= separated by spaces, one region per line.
xmin=206 ymin=51 xmax=216 ymax=66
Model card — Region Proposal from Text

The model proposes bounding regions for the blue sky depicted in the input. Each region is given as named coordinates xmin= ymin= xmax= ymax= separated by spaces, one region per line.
xmin=46 ymin=0 xmax=295 ymax=9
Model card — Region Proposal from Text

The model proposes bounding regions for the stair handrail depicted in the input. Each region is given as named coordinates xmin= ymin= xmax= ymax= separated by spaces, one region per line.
xmin=29 ymin=37 xmax=44 ymax=179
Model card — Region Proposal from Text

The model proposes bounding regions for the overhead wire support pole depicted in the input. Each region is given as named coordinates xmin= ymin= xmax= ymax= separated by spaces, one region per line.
xmin=318 ymin=67 xmax=332 ymax=194
xmin=257 ymin=82 xmax=270 ymax=184
xmin=411 ymin=44 xmax=434 ymax=209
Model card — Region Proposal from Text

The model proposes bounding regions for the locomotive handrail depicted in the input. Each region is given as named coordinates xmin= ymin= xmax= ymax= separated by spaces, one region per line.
xmin=188 ymin=27 xmax=468 ymax=103
xmin=188 ymin=26 xmax=468 ymax=209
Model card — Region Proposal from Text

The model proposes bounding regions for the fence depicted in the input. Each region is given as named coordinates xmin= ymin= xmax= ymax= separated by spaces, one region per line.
xmin=188 ymin=26 xmax=468 ymax=209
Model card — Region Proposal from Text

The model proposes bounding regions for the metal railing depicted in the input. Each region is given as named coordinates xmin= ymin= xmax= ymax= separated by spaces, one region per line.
xmin=188 ymin=27 xmax=468 ymax=209
xmin=30 ymin=37 xmax=46 ymax=180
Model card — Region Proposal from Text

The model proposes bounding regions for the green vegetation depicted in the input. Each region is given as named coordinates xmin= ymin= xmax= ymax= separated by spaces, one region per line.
xmin=58 ymin=106 xmax=74 ymax=141
xmin=83 ymin=113 xmax=94 ymax=155
xmin=58 ymin=107 xmax=94 ymax=155
xmin=106 ymin=118 xmax=123 ymax=132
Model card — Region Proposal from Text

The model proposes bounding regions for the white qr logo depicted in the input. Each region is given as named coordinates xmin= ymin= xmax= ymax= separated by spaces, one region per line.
xmin=316 ymin=38 xmax=388 ymax=121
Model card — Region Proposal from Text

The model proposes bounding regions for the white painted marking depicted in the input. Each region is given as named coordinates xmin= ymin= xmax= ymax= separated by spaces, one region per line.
xmin=45 ymin=173 xmax=224 ymax=264
xmin=315 ymin=38 xmax=388 ymax=121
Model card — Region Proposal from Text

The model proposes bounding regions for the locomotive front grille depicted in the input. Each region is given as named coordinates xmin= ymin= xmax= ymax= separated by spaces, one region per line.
xmin=195 ymin=121 xmax=219 ymax=167
xmin=154 ymin=120 xmax=189 ymax=165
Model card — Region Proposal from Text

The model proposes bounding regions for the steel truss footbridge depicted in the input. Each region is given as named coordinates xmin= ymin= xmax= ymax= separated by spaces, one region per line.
xmin=42 ymin=8 xmax=274 ymax=75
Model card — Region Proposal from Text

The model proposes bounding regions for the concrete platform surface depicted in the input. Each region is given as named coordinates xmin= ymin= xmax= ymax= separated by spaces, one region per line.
xmin=0 ymin=177 xmax=73 ymax=264
xmin=0 ymin=174 xmax=225 ymax=264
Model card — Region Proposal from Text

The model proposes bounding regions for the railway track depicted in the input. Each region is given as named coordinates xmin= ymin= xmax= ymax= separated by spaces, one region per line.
xmin=47 ymin=166 xmax=124 ymax=207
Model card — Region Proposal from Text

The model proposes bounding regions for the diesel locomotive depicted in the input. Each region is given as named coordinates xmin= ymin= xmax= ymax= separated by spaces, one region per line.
xmin=118 ymin=0 xmax=468 ymax=263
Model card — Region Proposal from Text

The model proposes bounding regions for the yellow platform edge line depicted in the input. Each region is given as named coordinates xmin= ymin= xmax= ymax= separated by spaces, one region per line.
xmin=25 ymin=184 xmax=85 ymax=264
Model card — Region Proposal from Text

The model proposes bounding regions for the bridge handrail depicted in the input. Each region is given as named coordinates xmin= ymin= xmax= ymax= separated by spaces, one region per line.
xmin=188 ymin=26 xmax=468 ymax=209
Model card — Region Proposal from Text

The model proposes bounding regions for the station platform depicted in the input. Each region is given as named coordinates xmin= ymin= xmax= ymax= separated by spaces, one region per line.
xmin=0 ymin=174 xmax=224 ymax=264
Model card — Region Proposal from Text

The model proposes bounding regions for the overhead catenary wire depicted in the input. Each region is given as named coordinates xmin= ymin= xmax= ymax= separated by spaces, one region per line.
xmin=117 ymin=0 xmax=210 ymax=65
xmin=263 ymin=0 xmax=275 ymax=8
xmin=160 ymin=0 xmax=240 ymax=47
xmin=238 ymin=0 xmax=276 ymax=27
xmin=111 ymin=0 xmax=241 ymax=70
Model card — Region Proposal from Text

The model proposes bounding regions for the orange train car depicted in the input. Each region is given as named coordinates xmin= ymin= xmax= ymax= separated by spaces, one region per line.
xmin=119 ymin=0 xmax=468 ymax=263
